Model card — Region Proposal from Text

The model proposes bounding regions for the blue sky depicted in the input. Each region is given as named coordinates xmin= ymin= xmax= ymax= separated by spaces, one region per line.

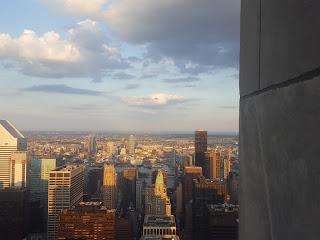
xmin=0 ymin=0 xmax=240 ymax=132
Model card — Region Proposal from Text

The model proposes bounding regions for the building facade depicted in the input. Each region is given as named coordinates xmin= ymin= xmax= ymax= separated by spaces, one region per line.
xmin=57 ymin=202 xmax=116 ymax=240
xmin=102 ymin=164 xmax=117 ymax=209
xmin=0 ymin=120 xmax=27 ymax=189
xmin=47 ymin=165 xmax=84 ymax=240
xmin=194 ymin=130 xmax=207 ymax=175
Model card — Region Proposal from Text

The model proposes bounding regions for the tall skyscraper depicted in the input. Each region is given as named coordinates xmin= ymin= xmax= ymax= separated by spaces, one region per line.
xmin=0 ymin=120 xmax=27 ymax=189
xmin=207 ymin=150 xmax=221 ymax=179
xmin=195 ymin=130 xmax=207 ymax=176
xmin=135 ymin=179 xmax=144 ymax=212
xmin=88 ymin=135 xmax=97 ymax=157
xmin=30 ymin=158 xmax=56 ymax=204
xmin=145 ymin=171 xmax=171 ymax=216
xmin=183 ymin=166 xmax=203 ymax=204
xmin=57 ymin=202 xmax=116 ymax=240
xmin=128 ymin=135 xmax=136 ymax=155
xmin=106 ymin=142 xmax=115 ymax=155
xmin=103 ymin=164 xmax=117 ymax=209
xmin=121 ymin=167 xmax=137 ymax=208
xmin=47 ymin=165 xmax=84 ymax=240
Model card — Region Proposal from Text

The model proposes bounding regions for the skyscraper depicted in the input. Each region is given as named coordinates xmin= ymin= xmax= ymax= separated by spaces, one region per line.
xmin=0 ymin=120 xmax=27 ymax=189
xmin=47 ymin=165 xmax=84 ymax=240
xmin=195 ymin=130 xmax=207 ymax=175
xmin=103 ymin=164 xmax=117 ymax=209
xmin=183 ymin=166 xmax=203 ymax=204
xmin=30 ymin=158 xmax=56 ymax=204
xmin=145 ymin=171 xmax=171 ymax=216
xmin=121 ymin=167 xmax=137 ymax=208
xmin=128 ymin=135 xmax=136 ymax=155
xmin=88 ymin=135 xmax=97 ymax=157
xmin=207 ymin=150 xmax=221 ymax=179
xmin=57 ymin=202 xmax=116 ymax=240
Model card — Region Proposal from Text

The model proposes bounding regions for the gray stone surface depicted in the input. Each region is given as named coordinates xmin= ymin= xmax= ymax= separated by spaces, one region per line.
xmin=260 ymin=0 xmax=320 ymax=88
xmin=239 ymin=0 xmax=261 ymax=97
xmin=240 ymin=76 xmax=320 ymax=240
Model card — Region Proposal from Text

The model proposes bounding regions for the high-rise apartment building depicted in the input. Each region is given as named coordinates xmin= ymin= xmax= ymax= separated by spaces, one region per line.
xmin=57 ymin=202 xmax=116 ymax=240
xmin=47 ymin=165 xmax=84 ymax=240
xmin=30 ymin=158 xmax=56 ymax=204
xmin=103 ymin=164 xmax=117 ymax=209
xmin=0 ymin=120 xmax=27 ymax=189
xmin=128 ymin=135 xmax=136 ymax=155
xmin=195 ymin=130 xmax=207 ymax=176
xmin=145 ymin=171 xmax=171 ymax=216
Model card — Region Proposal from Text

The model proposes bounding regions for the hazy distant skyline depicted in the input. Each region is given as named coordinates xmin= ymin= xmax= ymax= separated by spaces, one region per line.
xmin=0 ymin=0 xmax=240 ymax=132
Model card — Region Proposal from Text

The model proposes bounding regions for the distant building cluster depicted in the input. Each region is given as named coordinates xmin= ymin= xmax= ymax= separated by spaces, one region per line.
xmin=0 ymin=120 xmax=239 ymax=240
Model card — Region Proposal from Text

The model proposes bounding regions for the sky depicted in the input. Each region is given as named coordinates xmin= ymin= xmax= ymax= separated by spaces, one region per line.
xmin=0 ymin=0 xmax=240 ymax=132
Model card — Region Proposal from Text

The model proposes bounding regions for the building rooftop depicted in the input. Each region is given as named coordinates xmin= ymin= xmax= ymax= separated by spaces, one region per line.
xmin=53 ymin=165 xmax=83 ymax=172
xmin=0 ymin=120 xmax=24 ymax=139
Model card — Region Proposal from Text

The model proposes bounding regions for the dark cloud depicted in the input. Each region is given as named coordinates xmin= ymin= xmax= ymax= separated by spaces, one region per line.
xmin=106 ymin=0 xmax=240 ymax=72
xmin=21 ymin=84 xmax=105 ymax=96
xmin=124 ymin=83 xmax=140 ymax=90
xmin=163 ymin=77 xmax=200 ymax=84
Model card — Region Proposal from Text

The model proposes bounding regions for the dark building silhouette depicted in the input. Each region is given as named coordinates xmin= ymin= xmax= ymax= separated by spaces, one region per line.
xmin=120 ymin=168 xmax=137 ymax=209
xmin=194 ymin=130 xmax=208 ymax=176
xmin=57 ymin=202 xmax=116 ymax=240
xmin=116 ymin=217 xmax=133 ymax=240
xmin=183 ymin=166 xmax=203 ymax=204
xmin=203 ymin=204 xmax=239 ymax=240
xmin=0 ymin=188 xmax=29 ymax=240
xmin=85 ymin=165 xmax=103 ymax=200
xmin=192 ymin=177 xmax=227 ymax=240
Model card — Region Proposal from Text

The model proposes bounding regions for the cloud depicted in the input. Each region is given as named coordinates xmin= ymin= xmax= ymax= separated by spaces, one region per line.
xmin=122 ymin=93 xmax=187 ymax=108
xmin=163 ymin=77 xmax=199 ymax=84
xmin=112 ymin=72 xmax=135 ymax=80
xmin=0 ymin=19 xmax=128 ymax=81
xmin=21 ymin=84 xmax=105 ymax=96
xmin=40 ymin=0 xmax=108 ymax=16
xmin=124 ymin=83 xmax=140 ymax=90
xmin=40 ymin=0 xmax=240 ymax=74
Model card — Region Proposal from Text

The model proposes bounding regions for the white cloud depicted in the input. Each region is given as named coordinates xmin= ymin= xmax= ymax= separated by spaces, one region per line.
xmin=0 ymin=30 xmax=80 ymax=62
xmin=0 ymin=19 xmax=127 ymax=81
xmin=40 ymin=0 xmax=240 ymax=72
xmin=122 ymin=93 xmax=186 ymax=108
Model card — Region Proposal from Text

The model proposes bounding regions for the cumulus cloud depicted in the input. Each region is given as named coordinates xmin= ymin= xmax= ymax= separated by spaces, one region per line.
xmin=21 ymin=84 xmax=105 ymax=96
xmin=41 ymin=0 xmax=240 ymax=73
xmin=0 ymin=19 xmax=128 ymax=81
xmin=122 ymin=93 xmax=187 ymax=108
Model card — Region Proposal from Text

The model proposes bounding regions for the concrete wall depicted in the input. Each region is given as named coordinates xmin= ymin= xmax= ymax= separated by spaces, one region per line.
xmin=240 ymin=1 xmax=320 ymax=239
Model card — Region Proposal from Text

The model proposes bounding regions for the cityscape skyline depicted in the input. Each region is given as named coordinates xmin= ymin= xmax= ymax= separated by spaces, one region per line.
xmin=0 ymin=0 xmax=240 ymax=132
